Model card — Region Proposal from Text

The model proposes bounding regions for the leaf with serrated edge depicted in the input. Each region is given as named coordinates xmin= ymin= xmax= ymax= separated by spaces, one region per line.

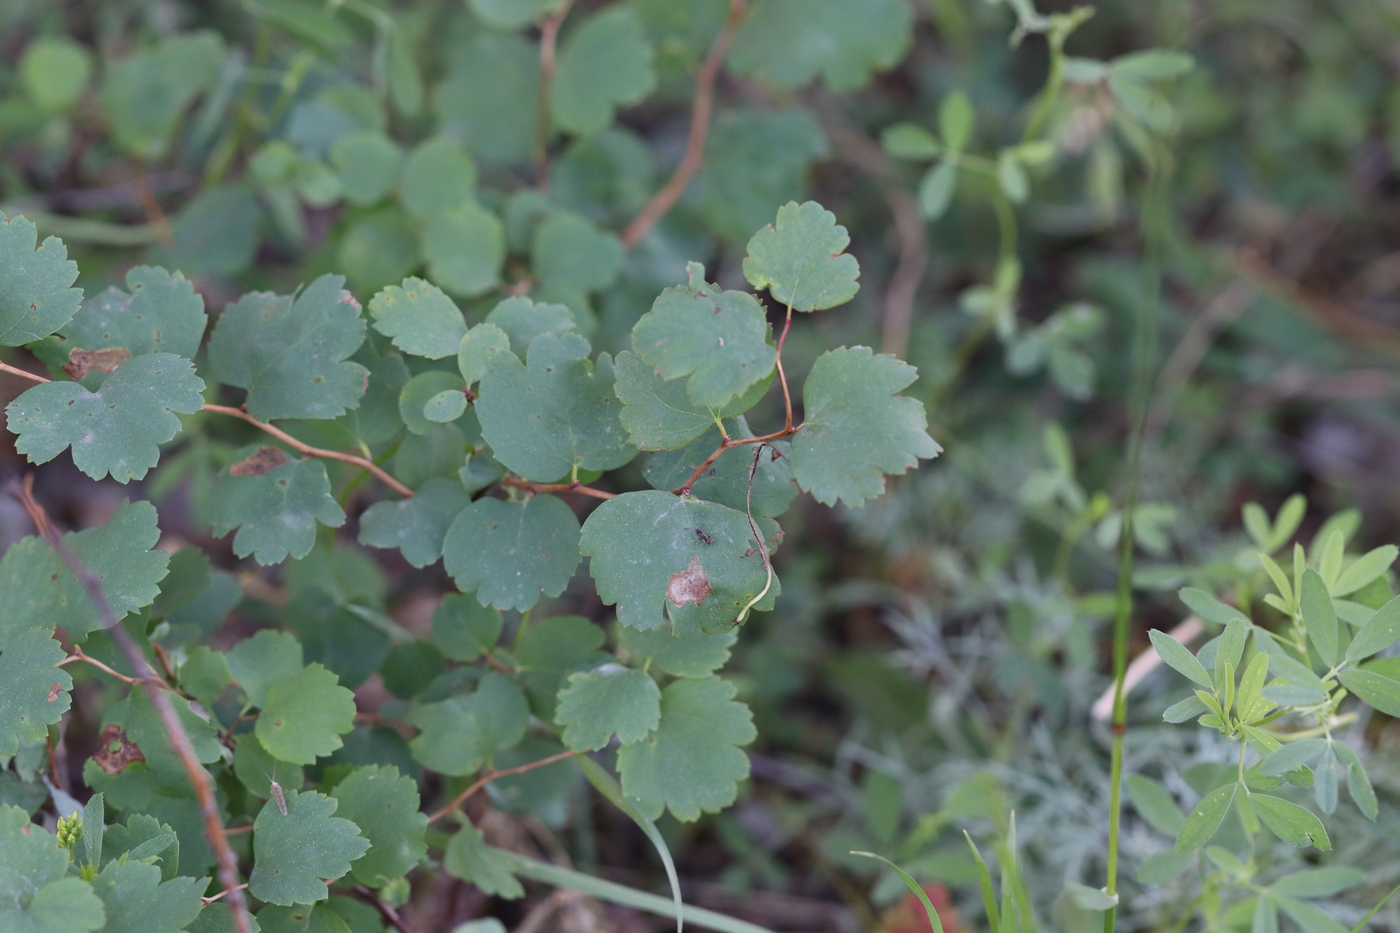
xmin=475 ymin=333 xmax=636 ymax=481
xmin=56 ymin=266 xmax=206 ymax=371
xmin=330 ymin=765 xmax=427 ymax=888
xmin=442 ymin=494 xmax=580 ymax=611
xmin=210 ymin=451 xmax=346 ymax=565
xmin=580 ymin=490 xmax=781 ymax=635
xmin=617 ymin=624 xmax=736 ymax=678
xmin=615 ymin=350 xmax=769 ymax=451
xmin=227 ymin=630 xmax=303 ymax=710
xmin=359 ymin=477 xmax=471 ymax=569
xmin=249 ymin=790 xmax=369 ymax=905
xmin=617 ymin=676 xmax=756 ymax=821
xmin=444 ymin=824 xmax=523 ymax=898
xmin=368 ymin=277 xmax=466 ymax=360
xmin=643 ymin=421 xmax=795 ymax=517
xmin=0 ymin=628 xmax=73 ymax=756
xmin=0 ymin=211 xmax=81 ymax=345
xmin=90 ymin=858 xmax=205 ymax=933
xmin=0 ymin=500 xmax=169 ymax=647
xmin=7 ymin=353 xmax=204 ymax=482
xmin=729 ymin=0 xmax=911 ymax=92
xmin=743 ymin=201 xmax=860 ymax=312
xmin=255 ymin=663 xmax=357 ymax=765
xmin=406 ymin=672 xmax=529 ymax=775
xmin=206 ymin=274 xmax=369 ymax=420
xmin=791 ymin=346 xmax=940 ymax=506
xmin=555 ymin=665 xmax=661 ymax=751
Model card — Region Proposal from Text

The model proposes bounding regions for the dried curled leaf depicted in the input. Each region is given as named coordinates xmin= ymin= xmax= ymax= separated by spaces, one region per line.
xmin=91 ymin=724 xmax=145 ymax=776
xmin=229 ymin=446 xmax=290 ymax=477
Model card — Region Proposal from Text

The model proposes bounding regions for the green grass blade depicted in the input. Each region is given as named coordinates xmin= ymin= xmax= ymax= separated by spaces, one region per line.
xmin=1349 ymin=880 xmax=1400 ymax=933
xmin=850 ymin=851 xmax=945 ymax=933
xmin=965 ymin=830 xmax=1001 ymax=930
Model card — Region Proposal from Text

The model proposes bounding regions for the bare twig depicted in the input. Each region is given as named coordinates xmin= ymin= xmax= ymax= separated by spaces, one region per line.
xmin=202 ymin=883 xmax=249 ymax=905
xmin=0 ymin=359 xmax=50 ymax=383
xmin=534 ymin=0 xmax=577 ymax=191
xmin=621 ymin=0 xmax=748 ymax=248
xmin=11 ymin=477 xmax=254 ymax=933
xmin=427 ymin=749 xmax=579 ymax=824
xmin=501 ymin=475 xmax=615 ymax=500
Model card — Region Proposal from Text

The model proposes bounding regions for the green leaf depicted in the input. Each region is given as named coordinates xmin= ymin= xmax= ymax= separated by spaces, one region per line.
xmin=1109 ymin=49 xmax=1195 ymax=81
xmin=1338 ymin=669 xmax=1400 ymax=717
xmin=99 ymin=32 xmax=223 ymax=158
xmin=617 ymin=676 xmax=756 ymax=821
xmin=0 ymin=628 xmax=72 ymax=757
xmin=939 ymin=91 xmax=974 ymax=152
xmin=227 ymin=630 xmax=304 ymax=709
xmin=330 ymin=765 xmax=427 ymax=888
xmin=917 ymin=160 xmax=958 ymax=221
xmin=329 ymin=132 xmax=402 ymax=206
xmin=476 ymin=333 xmax=636 ymax=481
xmin=730 ymin=0 xmax=912 ymax=92
xmin=1276 ymin=896 xmax=1346 ymax=933
xmin=850 ymin=852 xmax=946 ymax=932
xmin=56 ymin=266 xmax=207 ymax=370
xmin=1274 ymin=867 xmax=1363 ymax=899
xmin=881 ymin=123 xmax=941 ymax=159
xmin=484 ymin=297 xmax=575 ymax=357
xmin=398 ymin=370 xmax=465 ymax=435
xmin=7 ymin=354 xmax=204 ymax=483
xmin=104 ymin=814 xmax=178 ymax=881
xmin=580 ymin=490 xmax=781 ymax=635
xmin=442 ymin=494 xmax=581 ymax=612
xmin=1252 ymin=794 xmax=1331 ymax=849
xmin=1346 ymin=595 xmax=1400 ymax=663
xmin=643 ymin=422 xmax=796 ymax=517
xmin=210 ymin=451 xmax=346 ymax=565
xmin=1064 ymin=881 xmax=1118 ymax=912
xmin=407 ymin=672 xmax=530 ymax=775
xmin=1301 ymin=569 xmax=1339 ymax=667
xmin=3 ymin=874 xmax=105 ymax=933
xmin=516 ymin=616 xmax=607 ymax=719
xmin=742 ymin=201 xmax=860 ymax=312
xmin=252 ymin=903 xmax=346 ymax=933
xmin=791 ymin=346 xmax=940 ymax=507
xmin=0 ymin=500 xmax=169 ymax=647
xmin=1125 ymin=775 xmax=1184 ymax=835
xmin=555 ymin=665 xmax=662 ymax=751
xmin=444 ymin=824 xmax=523 ymax=899
xmin=154 ymin=184 xmax=263 ymax=278
xmin=431 ymin=594 xmax=503 ymax=661
xmin=617 ymin=624 xmax=735 ymax=678
xmin=0 ymin=212 xmax=81 ymax=346
xmin=255 ymin=664 xmax=358 ymax=765
xmin=249 ymin=790 xmax=369 ymax=906
xmin=358 ymin=478 xmax=471 ymax=569
xmin=0 ymin=804 xmax=69 ymax=899
xmin=1345 ymin=758 xmax=1379 ymax=821
xmin=552 ymin=6 xmax=657 ymax=136
xmin=694 ymin=110 xmax=828 ymax=242
xmin=997 ymin=151 xmax=1029 ymax=203
xmin=1175 ymin=783 xmax=1237 ymax=852
xmin=1254 ymin=895 xmax=1279 ymax=933
xmin=90 ymin=859 xmax=204 ymax=933
xmin=457 ymin=323 xmax=516 ymax=386
xmin=337 ymin=209 xmax=421 ymax=296
xmin=531 ymin=211 xmax=624 ymax=295
xmin=368 ymin=278 xmax=466 ymax=360
xmin=1179 ymin=586 xmax=1248 ymax=626
xmin=1260 ymin=738 xmax=1327 ymax=776
xmin=614 ymin=350 xmax=769 ymax=451
xmin=1334 ymin=545 xmax=1397 ymax=597
xmin=401 ymin=136 xmax=478 ymax=220
xmin=422 ymin=203 xmax=505 ymax=298
xmin=432 ymin=33 xmax=538 ymax=166
xmin=470 ymin=0 xmax=563 ymax=29
xmin=632 ymin=263 xmax=777 ymax=408
xmin=207 ymin=275 xmax=369 ymax=421
xmin=20 ymin=38 xmax=92 ymax=112
xmin=1149 ymin=629 xmax=1213 ymax=688
xmin=81 ymin=792 xmax=103 ymax=871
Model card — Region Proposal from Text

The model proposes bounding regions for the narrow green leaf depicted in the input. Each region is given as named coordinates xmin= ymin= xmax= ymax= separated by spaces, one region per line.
xmin=1252 ymin=794 xmax=1330 ymax=850
xmin=917 ymin=160 xmax=958 ymax=221
xmin=1338 ymin=669 xmax=1400 ymax=717
xmin=1334 ymin=545 xmax=1397 ymax=597
xmin=963 ymin=831 xmax=1000 ymax=932
xmin=1149 ymin=629 xmax=1213 ymax=688
xmin=1253 ymin=894 xmax=1279 ymax=933
xmin=1301 ymin=569 xmax=1339 ymax=667
xmin=1345 ymin=595 xmax=1400 ymax=663
xmin=1179 ymin=587 xmax=1248 ymax=626
xmin=1260 ymin=738 xmax=1326 ymax=776
xmin=1126 ymin=774 xmax=1184 ymax=836
xmin=1259 ymin=553 xmax=1294 ymax=608
xmin=939 ymin=91 xmax=973 ymax=152
xmin=1063 ymin=881 xmax=1117 ymax=912
xmin=881 ymin=123 xmax=940 ymax=159
xmin=1162 ymin=694 xmax=1209 ymax=723
xmin=851 ymin=852 xmax=945 ymax=933
xmin=1175 ymin=783 xmax=1237 ymax=852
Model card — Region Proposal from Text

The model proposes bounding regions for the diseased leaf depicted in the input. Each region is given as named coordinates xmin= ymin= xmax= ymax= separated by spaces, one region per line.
xmin=579 ymin=490 xmax=781 ymax=635
xmin=249 ymin=790 xmax=369 ymax=906
xmin=614 ymin=351 xmax=769 ymax=451
xmin=55 ymin=266 xmax=207 ymax=373
xmin=555 ymin=665 xmax=662 ymax=751
xmin=206 ymin=275 xmax=369 ymax=421
xmin=730 ymin=0 xmax=912 ymax=92
xmin=790 ymin=347 xmax=940 ymax=506
xmin=742 ymin=201 xmax=860 ymax=312
xmin=210 ymin=451 xmax=346 ymax=565
xmin=358 ymin=478 xmax=471 ymax=569
xmin=330 ymin=765 xmax=427 ymax=888
xmin=407 ymin=673 xmax=529 ymax=775
xmin=552 ymin=6 xmax=656 ymax=136
xmin=90 ymin=859 xmax=205 ymax=933
xmin=476 ymin=333 xmax=636 ymax=481
xmin=6 ymin=354 xmax=204 ymax=482
xmin=256 ymin=663 xmax=357 ymax=765
xmin=632 ymin=263 xmax=776 ymax=408
xmin=0 ymin=628 xmax=72 ymax=757
xmin=617 ymin=676 xmax=756 ymax=821
xmin=442 ymin=494 xmax=581 ymax=612
xmin=368 ymin=278 xmax=466 ymax=360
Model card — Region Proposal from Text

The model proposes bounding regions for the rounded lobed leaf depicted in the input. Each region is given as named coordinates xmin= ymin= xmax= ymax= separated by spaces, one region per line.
xmin=743 ymin=201 xmax=861 ymax=312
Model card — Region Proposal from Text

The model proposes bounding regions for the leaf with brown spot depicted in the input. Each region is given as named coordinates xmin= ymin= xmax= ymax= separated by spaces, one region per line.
xmin=229 ymin=446 xmax=290 ymax=477
xmin=63 ymin=347 xmax=132 ymax=381
xmin=667 ymin=556 xmax=711 ymax=607
xmin=91 ymin=724 xmax=146 ymax=776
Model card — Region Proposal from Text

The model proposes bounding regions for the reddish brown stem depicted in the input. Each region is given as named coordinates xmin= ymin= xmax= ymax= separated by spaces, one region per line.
xmin=621 ymin=0 xmax=747 ymax=248
xmin=427 ymin=749 xmax=580 ymax=823
xmin=12 ymin=477 xmax=254 ymax=933
xmin=134 ymin=167 xmax=174 ymax=248
xmin=202 ymin=404 xmax=415 ymax=498
xmin=534 ymin=0 xmax=576 ymax=191
xmin=501 ymin=475 xmax=615 ymax=500
xmin=0 ymin=359 xmax=50 ymax=383
xmin=203 ymin=883 xmax=249 ymax=904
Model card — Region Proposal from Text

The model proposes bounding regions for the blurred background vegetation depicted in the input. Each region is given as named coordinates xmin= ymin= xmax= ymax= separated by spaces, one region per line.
xmin=6 ymin=0 xmax=1400 ymax=930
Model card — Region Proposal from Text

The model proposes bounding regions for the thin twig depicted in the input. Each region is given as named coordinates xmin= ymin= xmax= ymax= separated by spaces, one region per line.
xmin=427 ymin=749 xmax=580 ymax=823
xmin=534 ymin=0 xmax=577 ymax=191
xmin=354 ymin=886 xmax=411 ymax=933
xmin=133 ymin=167 xmax=174 ymax=248
xmin=0 ymin=359 xmax=50 ymax=383
xmin=202 ymin=404 xmax=415 ymax=498
xmin=202 ymin=883 xmax=249 ymax=905
xmin=11 ymin=477 xmax=254 ymax=933
xmin=500 ymin=475 xmax=615 ymax=500
xmin=621 ymin=0 xmax=748 ymax=248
